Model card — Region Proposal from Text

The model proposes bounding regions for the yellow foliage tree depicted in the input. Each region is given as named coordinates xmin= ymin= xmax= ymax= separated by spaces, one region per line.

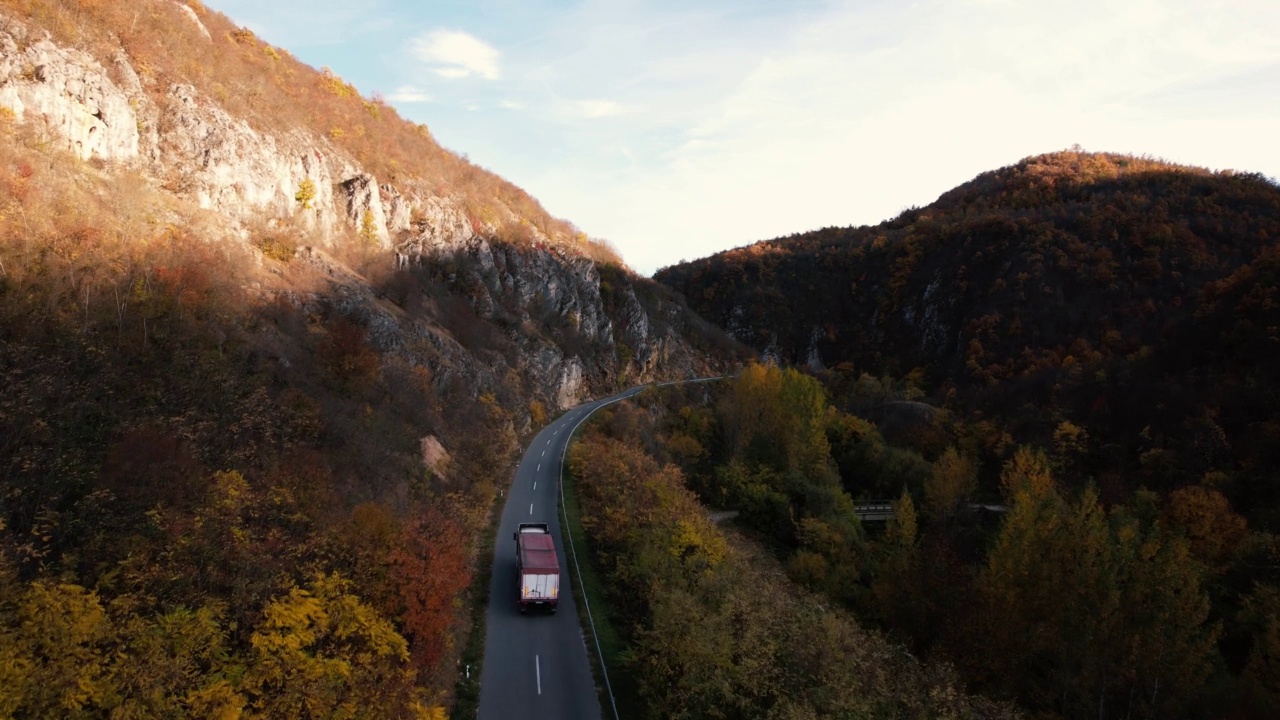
xmin=979 ymin=481 xmax=1217 ymax=717
xmin=724 ymin=363 xmax=830 ymax=479
xmin=528 ymin=399 xmax=547 ymax=426
xmin=923 ymin=447 xmax=978 ymax=522
xmin=0 ymin=582 xmax=112 ymax=718
xmin=360 ymin=209 xmax=379 ymax=246
xmin=999 ymin=445 xmax=1054 ymax=499
xmin=243 ymin=573 xmax=421 ymax=719
xmin=294 ymin=178 xmax=316 ymax=210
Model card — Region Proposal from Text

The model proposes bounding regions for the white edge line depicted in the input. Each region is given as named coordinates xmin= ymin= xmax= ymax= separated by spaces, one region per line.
xmin=492 ymin=377 xmax=731 ymax=720
xmin=559 ymin=397 xmax=628 ymax=720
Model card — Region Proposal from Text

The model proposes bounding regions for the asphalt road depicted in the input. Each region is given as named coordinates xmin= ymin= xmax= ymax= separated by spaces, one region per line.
xmin=476 ymin=384 xmax=649 ymax=720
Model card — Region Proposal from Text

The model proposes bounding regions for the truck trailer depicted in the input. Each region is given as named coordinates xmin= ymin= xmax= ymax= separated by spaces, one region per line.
xmin=514 ymin=523 xmax=560 ymax=613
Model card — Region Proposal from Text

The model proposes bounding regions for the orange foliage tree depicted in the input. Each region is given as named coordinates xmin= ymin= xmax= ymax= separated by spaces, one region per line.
xmin=389 ymin=499 xmax=474 ymax=673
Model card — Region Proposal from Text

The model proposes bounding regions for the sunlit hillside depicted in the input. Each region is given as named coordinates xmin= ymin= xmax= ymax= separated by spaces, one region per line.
xmin=3 ymin=0 xmax=617 ymax=259
xmin=0 ymin=1 xmax=740 ymax=716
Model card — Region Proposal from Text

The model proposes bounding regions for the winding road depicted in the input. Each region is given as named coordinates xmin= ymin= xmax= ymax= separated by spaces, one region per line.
xmin=476 ymin=385 xmax=646 ymax=720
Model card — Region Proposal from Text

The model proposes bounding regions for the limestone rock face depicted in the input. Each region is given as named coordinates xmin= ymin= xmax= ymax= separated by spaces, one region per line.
xmin=285 ymin=233 xmax=721 ymax=412
xmin=380 ymin=183 xmax=413 ymax=237
xmin=0 ymin=7 xmax=728 ymax=417
xmin=420 ymin=435 xmax=451 ymax=477
xmin=0 ymin=17 xmax=139 ymax=162
xmin=555 ymin=357 xmax=586 ymax=409
xmin=395 ymin=196 xmax=474 ymax=267
xmin=172 ymin=0 xmax=212 ymax=41
xmin=0 ymin=9 xmax=400 ymax=248
xmin=159 ymin=83 xmax=355 ymax=236
xmin=403 ymin=236 xmax=719 ymax=409
xmin=340 ymin=174 xmax=390 ymax=247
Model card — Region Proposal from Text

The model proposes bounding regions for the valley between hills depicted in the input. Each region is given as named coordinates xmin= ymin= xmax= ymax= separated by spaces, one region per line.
xmin=1 ymin=2 xmax=1278 ymax=719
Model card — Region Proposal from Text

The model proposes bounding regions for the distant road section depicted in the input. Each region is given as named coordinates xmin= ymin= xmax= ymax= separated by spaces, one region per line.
xmin=476 ymin=385 xmax=646 ymax=720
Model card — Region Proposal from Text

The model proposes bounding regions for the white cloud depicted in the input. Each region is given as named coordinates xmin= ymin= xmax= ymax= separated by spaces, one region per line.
xmin=388 ymin=85 xmax=432 ymax=102
xmin=410 ymin=29 xmax=500 ymax=80
xmin=500 ymin=100 xmax=525 ymax=110
xmin=569 ymin=100 xmax=627 ymax=118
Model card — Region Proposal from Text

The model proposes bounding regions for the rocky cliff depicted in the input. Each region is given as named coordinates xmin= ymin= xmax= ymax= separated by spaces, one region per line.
xmin=0 ymin=1 xmax=736 ymax=416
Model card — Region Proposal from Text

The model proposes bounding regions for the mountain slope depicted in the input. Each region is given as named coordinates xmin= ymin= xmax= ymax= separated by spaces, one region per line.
xmin=0 ymin=1 xmax=744 ymax=715
xmin=657 ymin=151 xmax=1280 ymax=523
xmin=0 ymin=0 xmax=601 ymax=257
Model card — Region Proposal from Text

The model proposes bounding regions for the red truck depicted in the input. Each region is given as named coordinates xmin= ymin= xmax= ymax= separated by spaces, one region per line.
xmin=514 ymin=523 xmax=560 ymax=613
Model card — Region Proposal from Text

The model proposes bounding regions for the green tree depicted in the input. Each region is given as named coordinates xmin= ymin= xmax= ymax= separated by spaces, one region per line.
xmin=885 ymin=489 xmax=919 ymax=550
xmin=869 ymin=490 xmax=927 ymax=640
xmin=722 ymin=363 xmax=830 ymax=478
xmin=978 ymin=458 xmax=1216 ymax=718
xmin=1240 ymin=584 xmax=1280 ymax=712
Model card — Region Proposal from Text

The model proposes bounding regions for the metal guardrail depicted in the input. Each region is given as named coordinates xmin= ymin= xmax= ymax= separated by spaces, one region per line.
xmin=853 ymin=501 xmax=1008 ymax=521
xmin=557 ymin=392 xmax=633 ymax=720
xmin=555 ymin=376 xmax=733 ymax=720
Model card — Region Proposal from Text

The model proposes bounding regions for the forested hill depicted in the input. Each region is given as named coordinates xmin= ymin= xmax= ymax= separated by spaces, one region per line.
xmin=656 ymin=151 xmax=1280 ymax=526
xmin=0 ymin=1 xmax=742 ymax=716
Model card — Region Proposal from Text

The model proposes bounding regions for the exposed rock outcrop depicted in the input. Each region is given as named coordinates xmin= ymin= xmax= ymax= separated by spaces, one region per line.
xmin=0 ymin=16 xmax=138 ymax=162
xmin=161 ymin=84 xmax=342 ymax=229
xmin=0 ymin=9 xmax=399 ymax=246
xmin=172 ymin=0 xmax=212 ymax=41
xmin=0 ymin=5 xmax=731 ymax=414
xmin=341 ymin=173 xmax=390 ymax=247
xmin=394 ymin=196 xmax=477 ymax=268
xmin=381 ymin=183 xmax=412 ymax=236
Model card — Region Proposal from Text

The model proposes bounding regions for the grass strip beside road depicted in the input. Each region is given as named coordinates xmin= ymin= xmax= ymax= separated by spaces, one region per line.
xmin=561 ymin=430 xmax=640 ymax=720
xmin=452 ymin=494 xmax=501 ymax=719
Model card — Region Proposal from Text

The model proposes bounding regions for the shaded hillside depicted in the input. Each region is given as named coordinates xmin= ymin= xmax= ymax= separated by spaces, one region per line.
xmin=567 ymin=390 xmax=1018 ymax=719
xmin=657 ymin=151 xmax=1280 ymax=526
xmin=624 ymin=369 xmax=1263 ymax=720
xmin=0 ymin=1 xmax=745 ymax=716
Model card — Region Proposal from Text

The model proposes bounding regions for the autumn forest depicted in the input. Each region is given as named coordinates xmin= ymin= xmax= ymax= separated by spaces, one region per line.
xmin=1 ymin=0 xmax=1278 ymax=718
xmin=655 ymin=152 xmax=1280 ymax=718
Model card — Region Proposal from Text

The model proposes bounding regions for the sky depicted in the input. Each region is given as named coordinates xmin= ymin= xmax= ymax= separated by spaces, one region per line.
xmin=202 ymin=0 xmax=1280 ymax=276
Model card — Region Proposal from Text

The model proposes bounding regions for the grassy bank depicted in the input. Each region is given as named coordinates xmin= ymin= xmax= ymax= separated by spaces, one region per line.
xmin=451 ymin=474 xmax=508 ymax=718
xmin=560 ymin=425 xmax=640 ymax=720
